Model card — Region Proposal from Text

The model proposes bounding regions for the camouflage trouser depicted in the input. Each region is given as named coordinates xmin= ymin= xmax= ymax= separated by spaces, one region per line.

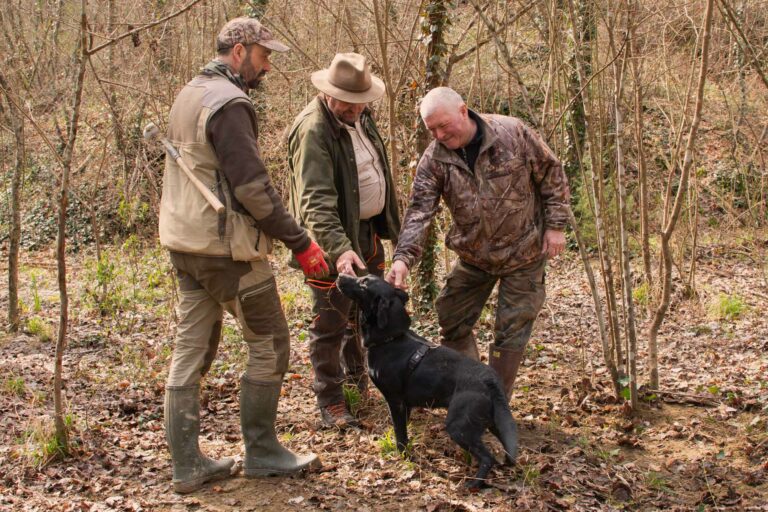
xmin=435 ymin=258 xmax=546 ymax=356
xmin=307 ymin=223 xmax=386 ymax=408
xmin=166 ymin=252 xmax=291 ymax=387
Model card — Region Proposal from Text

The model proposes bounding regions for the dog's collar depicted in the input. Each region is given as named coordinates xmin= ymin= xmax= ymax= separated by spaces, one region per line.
xmin=406 ymin=342 xmax=433 ymax=374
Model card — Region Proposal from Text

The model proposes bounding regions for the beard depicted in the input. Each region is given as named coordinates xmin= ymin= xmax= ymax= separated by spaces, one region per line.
xmin=240 ymin=54 xmax=266 ymax=91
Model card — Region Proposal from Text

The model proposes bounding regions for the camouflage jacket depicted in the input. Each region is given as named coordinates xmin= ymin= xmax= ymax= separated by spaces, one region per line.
xmin=394 ymin=112 xmax=570 ymax=275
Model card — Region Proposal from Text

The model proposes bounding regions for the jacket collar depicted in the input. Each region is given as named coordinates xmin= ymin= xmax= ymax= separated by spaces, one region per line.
xmin=429 ymin=109 xmax=499 ymax=168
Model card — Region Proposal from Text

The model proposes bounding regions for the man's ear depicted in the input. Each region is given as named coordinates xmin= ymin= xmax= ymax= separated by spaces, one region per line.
xmin=376 ymin=296 xmax=391 ymax=330
xmin=395 ymin=289 xmax=409 ymax=304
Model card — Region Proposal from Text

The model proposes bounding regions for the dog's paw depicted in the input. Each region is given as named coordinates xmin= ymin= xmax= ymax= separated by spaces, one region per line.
xmin=464 ymin=478 xmax=485 ymax=491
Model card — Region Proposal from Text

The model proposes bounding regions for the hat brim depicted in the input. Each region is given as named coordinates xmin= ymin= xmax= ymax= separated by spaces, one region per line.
xmin=258 ymin=39 xmax=290 ymax=52
xmin=311 ymin=70 xmax=386 ymax=103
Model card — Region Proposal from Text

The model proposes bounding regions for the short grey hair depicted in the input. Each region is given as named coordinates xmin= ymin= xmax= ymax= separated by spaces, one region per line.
xmin=419 ymin=87 xmax=465 ymax=120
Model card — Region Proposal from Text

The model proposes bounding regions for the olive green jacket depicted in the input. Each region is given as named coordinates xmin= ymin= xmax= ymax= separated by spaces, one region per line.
xmin=288 ymin=96 xmax=401 ymax=273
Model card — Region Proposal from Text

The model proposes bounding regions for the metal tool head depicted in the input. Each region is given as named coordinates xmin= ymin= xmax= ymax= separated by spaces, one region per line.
xmin=142 ymin=122 xmax=160 ymax=141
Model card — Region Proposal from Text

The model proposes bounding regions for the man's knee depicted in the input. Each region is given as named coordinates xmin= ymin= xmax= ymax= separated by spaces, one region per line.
xmin=243 ymin=333 xmax=286 ymax=381
xmin=168 ymin=290 xmax=223 ymax=387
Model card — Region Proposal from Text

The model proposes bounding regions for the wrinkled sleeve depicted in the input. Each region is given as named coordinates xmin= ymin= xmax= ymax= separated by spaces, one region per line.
xmin=392 ymin=155 xmax=444 ymax=269
xmin=208 ymin=101 xmax=309 ymax=252
xmin=523 ymin=124 xmax=571 ymax=230
xmin=289 ymin=123 xmax=353 ymax=264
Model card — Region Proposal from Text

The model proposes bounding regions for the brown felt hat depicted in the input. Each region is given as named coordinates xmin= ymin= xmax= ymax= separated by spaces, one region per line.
xmin=217 ymin=17 xmax=289 ymax=53
xmin=311 ymin=53 xmax=385 ymax=104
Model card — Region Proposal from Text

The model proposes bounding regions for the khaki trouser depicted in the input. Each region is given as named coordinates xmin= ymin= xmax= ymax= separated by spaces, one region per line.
xmin=307 ymin=222 xmax=385 ymax=408
xmin=166 ymin=252 xmax=290 ymax=387
xmin=435 ymin=258 xmax=546 ymax=355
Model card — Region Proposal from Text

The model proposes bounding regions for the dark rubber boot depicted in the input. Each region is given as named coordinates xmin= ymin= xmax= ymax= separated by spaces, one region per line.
xmin=441 ymin=335 xmax=480 ymax=361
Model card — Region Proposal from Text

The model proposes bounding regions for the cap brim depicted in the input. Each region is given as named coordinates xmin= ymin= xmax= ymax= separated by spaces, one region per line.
xmin=259 ymin=39 xmax=290 ymax=52
xmin=311 ymin=70 xmax=386 ymax=103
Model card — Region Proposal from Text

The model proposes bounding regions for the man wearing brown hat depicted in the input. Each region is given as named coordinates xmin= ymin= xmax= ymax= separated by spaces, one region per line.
xmin=287 ymin=53 xmax=401 ymax=428
xmin=160 ymin=17 xmax=327 ymax=493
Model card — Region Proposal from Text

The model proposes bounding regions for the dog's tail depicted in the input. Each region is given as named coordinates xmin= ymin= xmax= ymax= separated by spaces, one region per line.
xmin=492 ymin=391 xmax=518 ymax=465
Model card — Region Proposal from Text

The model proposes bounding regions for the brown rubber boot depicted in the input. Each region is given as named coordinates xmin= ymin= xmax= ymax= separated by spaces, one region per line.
xmin=441 ymin=335 xmax=480 ymax=361
xmin=488 ymin=345 xmax=525 ymax=400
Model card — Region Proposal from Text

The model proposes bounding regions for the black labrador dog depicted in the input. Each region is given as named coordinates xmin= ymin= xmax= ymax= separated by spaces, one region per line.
xmin=337 ymin=274 xmax=517 ymax=488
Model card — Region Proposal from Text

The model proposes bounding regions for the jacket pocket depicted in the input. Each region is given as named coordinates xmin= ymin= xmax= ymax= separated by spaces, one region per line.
xmin=229 ymin=211 xmax=272 ymax=262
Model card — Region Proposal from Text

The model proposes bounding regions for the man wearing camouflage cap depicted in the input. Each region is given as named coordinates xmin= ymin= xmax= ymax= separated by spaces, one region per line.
xmin=160 ymin=17 xmax=326 ymax=493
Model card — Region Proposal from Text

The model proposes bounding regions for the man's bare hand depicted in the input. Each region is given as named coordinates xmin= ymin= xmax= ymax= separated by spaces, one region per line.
xmin=541 ymin=229 xmax=566 ymax=258
xmin=336 ymin=250 xmax=366 ymax=276
xmin=385 ymin=260 xmax=410 ymax=290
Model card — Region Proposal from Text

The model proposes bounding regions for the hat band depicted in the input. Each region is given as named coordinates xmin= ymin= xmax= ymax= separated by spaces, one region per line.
xmin=328 ymin=75 xmax=371 ymax=93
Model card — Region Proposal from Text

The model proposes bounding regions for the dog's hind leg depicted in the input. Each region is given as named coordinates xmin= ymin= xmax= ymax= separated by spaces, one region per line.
xmin=445 ymin=396 xmax=496 ymax=488
xmin=490 ymin=400 xmax=518 ymax=465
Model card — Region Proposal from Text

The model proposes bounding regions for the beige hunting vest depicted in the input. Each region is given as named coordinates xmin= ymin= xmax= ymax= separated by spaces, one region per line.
xmin=159 ymin=74 xmax=270 ymax=261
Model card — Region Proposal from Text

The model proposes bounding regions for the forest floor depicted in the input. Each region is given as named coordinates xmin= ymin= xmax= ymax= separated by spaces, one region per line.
xmin=0 ymin=229 xmax=767 ymax=511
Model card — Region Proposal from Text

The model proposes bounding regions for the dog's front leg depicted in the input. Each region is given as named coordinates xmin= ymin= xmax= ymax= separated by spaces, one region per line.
xmin=387 ymin=400 xmax=410 ymax=453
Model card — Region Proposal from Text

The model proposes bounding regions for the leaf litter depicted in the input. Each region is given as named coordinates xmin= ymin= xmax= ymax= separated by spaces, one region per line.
xmin=1 ymin=241 xmax=767 ymax=510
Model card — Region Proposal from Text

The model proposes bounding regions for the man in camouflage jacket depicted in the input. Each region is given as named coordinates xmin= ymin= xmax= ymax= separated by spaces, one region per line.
xmin=387 ymin=87 xmax=571 ymax=399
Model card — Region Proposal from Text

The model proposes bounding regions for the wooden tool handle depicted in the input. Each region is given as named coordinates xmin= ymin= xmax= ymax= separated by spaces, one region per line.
xmin=162 ymin=139 xmax=226 ymax=215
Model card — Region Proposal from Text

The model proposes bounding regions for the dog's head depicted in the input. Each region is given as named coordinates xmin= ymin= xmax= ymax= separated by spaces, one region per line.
xmin=337 ymin=274 xmax=411 ymax=346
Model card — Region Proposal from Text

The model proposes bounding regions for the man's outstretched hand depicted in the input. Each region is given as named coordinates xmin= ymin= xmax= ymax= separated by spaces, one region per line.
xmin=336 ymin=250 xmax=366 ymax=276
xmin=385 ymin=260 xmax=410 ymax=290
xmin=295 ymin=240 xmax=329 ymax=278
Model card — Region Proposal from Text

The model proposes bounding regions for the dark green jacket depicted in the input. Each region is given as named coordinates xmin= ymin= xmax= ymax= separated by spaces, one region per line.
xmin=288 ymin=96 xmax=401 ymax=273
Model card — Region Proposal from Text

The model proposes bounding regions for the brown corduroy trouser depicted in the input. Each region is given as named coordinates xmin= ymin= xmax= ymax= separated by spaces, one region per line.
xmin=306 ymin=223 xmax=385 ymax=408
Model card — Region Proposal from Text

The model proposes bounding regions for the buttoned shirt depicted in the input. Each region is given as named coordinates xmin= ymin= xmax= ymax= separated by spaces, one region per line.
xmin=342 ymin=120 xmax=387 ymax=220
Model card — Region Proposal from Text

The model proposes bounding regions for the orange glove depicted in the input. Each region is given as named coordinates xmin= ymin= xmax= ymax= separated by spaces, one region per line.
xmin=294 ymin=240 xmax=329 ymax=278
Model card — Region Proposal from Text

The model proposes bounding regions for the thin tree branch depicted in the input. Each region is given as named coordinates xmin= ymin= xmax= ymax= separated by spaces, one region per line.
xmin=86 ymin=0 xmax=204 ymax=56
xmin=546 ymin=35 xmax=628 ymax=141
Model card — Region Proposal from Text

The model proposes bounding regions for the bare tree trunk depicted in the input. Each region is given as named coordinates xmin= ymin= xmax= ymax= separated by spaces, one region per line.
xmin=609 ymin=6 xmax=639 ymax=409
xmin=686 ymin=171 xmax=699 ymax=295
xmin=106 ymin=0 xmax=126 ymax=179
xmin=563 ymin=0 xmax=590 ymax=186
xmin=372 ymin=0 xmax=399 ymax=188
xmin=0 ymin=73 xmax=23 ymax=331
xmin=566 ymin=0 xmax=624 ymax=396
xmin=53 ymin=0 xmax=89 ymax=453
xmin=414 ymin=0 xmax=451 ymax=310
xmin=648 ymin=0 xmax=714 ymax=390
xmin=569 ymin=210 xmax=621 ymax=397
xmin=628 ymin=3 xmax=651 ymax=287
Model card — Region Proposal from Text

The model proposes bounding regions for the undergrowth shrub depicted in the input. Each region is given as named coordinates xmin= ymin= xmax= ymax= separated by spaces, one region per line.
xmin=709 ymin=293 xmax=747 ymax=321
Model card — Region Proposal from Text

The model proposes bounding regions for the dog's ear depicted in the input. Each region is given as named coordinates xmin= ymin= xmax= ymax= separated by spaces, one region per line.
xmin=376 ymin=296 xmax=391 ymax=330
xmin=395 ymin=289 xmax=409 ymax=304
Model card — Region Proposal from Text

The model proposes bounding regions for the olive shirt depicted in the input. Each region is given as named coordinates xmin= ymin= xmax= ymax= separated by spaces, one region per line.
xmin=287 ymin=96 xmax=401 ymax=273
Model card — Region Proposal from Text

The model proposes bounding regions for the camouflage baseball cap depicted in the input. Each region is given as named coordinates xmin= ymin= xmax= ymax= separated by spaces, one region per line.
xmin=216 ymin=17 xmax=289 ymax=53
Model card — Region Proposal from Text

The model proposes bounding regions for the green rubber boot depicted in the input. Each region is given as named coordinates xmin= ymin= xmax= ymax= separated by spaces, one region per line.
xmin=240 ymin=377 xmax=321 ymax=477
xmin=164 ymin=385 xmax=234 ymax=493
